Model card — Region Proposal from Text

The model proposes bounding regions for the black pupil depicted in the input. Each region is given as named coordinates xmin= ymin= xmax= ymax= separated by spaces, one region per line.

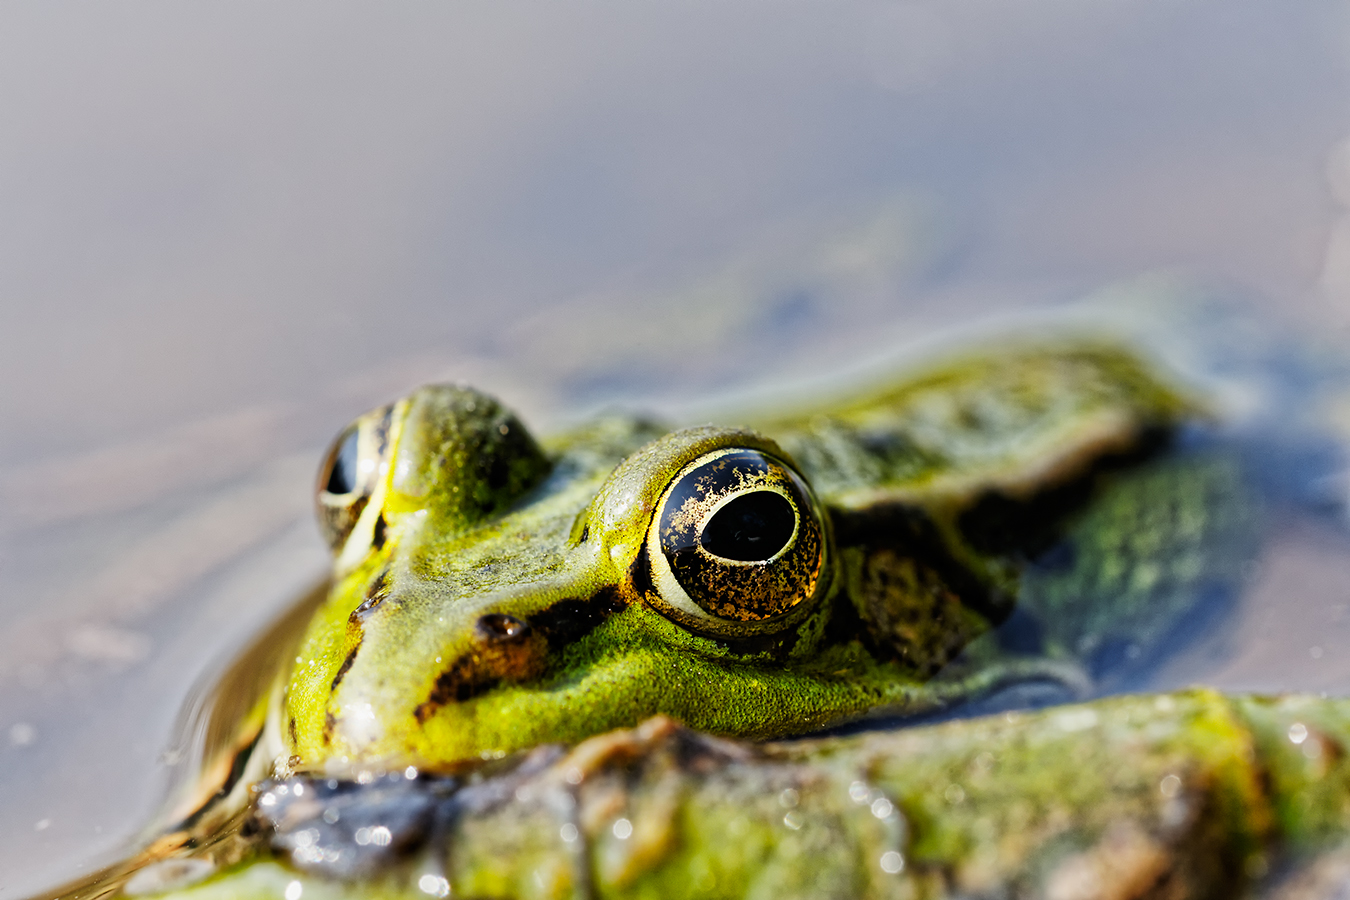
xmin=700 ymin=491 xmax=796 ymax=562
xmin=325 ymin=429 xmax=361 ymax=495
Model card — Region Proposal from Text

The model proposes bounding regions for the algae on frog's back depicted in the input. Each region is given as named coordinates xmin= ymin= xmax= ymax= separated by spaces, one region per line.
xmin=132 ymin=691 xmax=1350 ymax=900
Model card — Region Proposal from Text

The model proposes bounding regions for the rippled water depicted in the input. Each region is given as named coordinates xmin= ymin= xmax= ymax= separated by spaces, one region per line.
xmin=4 ymin=2 xmax=1350 ymax=894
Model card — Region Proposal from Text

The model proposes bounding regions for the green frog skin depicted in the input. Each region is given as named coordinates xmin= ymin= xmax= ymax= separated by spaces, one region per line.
xmin=40 ymin=339 xmax=1272 ymax=900
xmin=285 ymin=341 xmax=1239 ymax=773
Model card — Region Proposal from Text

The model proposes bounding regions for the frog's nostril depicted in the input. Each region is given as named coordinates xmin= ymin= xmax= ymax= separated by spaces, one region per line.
xmin=476 ymin=613 xmax=531 ymax=642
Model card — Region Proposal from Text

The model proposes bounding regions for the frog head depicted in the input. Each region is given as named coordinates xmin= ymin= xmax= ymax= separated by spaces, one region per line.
xmin=293 ymin=384 xmax=856 ymax=771
xmin=288 ymin=347 xmax=1220 ymax=772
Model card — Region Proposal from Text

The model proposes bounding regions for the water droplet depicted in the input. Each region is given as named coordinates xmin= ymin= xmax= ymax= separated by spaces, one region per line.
xmin=848 ymin=781 xmax=870 ymax=804
xmin=1159 ymin=774 xmax=1181 ymax=798
xmin=1289 ymin=722 xmax=1309 ymax=745
xmin=285 ymin=881 xmax=303 ymax=900
xmin=782 ymin=811 xmax=804 ymax=830
xmin=405 ymin=766 xmax=419 ymax=780
xmin=322 ymin=807 xmax=340 ymax=824
xmin=880 ymin=851 xmax=905 ymax=874
xmin=565 ymin=767 xmax=584 ymax=785
xmin=613 ymin=818 xmax=633 ymax=840
xmin=944 ymin=784 xmax=965 ymax=805
xmin=779 ymin=788 xmax=800 ymax=809
xmin=560 ymin=823 xmax=579 ymax=843
xmin=418 ymin=874 xmax=450 ymax=897
xmin=870 ymin=797 xmax=894 ymax=820
xmin=1304 ymin=739 xmax=1324 ymax=760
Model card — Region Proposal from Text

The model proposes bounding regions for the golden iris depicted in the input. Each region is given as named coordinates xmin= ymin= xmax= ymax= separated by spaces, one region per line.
xmin=645 ymin=447 xmax=826 ymax=633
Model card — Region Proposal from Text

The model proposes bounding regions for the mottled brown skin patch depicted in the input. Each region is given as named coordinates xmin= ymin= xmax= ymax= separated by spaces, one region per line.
xmin=858 ymin=547 xmax=990 ymax=676
xmin=834 ymin=501 xmax=1016 ymax=667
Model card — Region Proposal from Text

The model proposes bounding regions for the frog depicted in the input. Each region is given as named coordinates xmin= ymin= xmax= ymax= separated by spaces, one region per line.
xmin=48 ymin=337 xmax=1268 ymax=899
xmin=282 ymin=339 xmax=1244 ymax=772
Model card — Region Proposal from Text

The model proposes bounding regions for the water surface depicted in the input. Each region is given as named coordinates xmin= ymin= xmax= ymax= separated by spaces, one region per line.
xmin=4 ymin=2 xmax=1350 ymax=893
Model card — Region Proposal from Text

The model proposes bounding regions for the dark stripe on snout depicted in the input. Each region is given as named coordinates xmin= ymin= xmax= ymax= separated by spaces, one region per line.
xmin=412 ymin=615 xmax=535 ymax=724
xmin=330 ymin=645 xmax=359 ymax=693
xmin=414 ymin=657 xmax=502 ymax=723
xmin=412 ymin=588 xmax=627 ymax=724
xmin=529 ymin=585 xmax=626 ymax=649
xmin=329 ymin=567 xmax=393 ymax=696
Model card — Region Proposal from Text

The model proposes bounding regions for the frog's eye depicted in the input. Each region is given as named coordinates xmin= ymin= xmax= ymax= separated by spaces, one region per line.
xmin=315 ymin=405 xmax=392 ymax=552
xmin=644 ymin=447 xmax=827 ymax=635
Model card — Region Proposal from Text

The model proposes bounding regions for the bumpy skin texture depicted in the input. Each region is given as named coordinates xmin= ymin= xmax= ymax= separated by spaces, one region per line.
xmin=45 ymin=340 xmax=1279 ymax=899
xmin=134 ymin=691 xmax=1350 ymax=899
xmin=286 ymin=343 xmax=1221 ymax=771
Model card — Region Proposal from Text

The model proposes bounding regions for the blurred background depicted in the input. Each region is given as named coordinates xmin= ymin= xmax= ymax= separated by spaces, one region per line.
xmin=4 ymin=1 xmax=1350 ymax=893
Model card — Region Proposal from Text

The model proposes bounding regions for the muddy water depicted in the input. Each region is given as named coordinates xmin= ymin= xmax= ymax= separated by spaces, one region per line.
xmin=4 ymin=2 xmax=1350 ymax=895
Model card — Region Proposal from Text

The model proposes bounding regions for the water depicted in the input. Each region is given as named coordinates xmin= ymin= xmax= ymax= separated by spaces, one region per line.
xmin=3 ymin=2 xmax=1350 ymax=894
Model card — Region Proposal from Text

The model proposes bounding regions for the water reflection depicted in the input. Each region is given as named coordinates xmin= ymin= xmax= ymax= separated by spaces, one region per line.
xmin=2 ymin=1 xmax=1349 ymax=894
